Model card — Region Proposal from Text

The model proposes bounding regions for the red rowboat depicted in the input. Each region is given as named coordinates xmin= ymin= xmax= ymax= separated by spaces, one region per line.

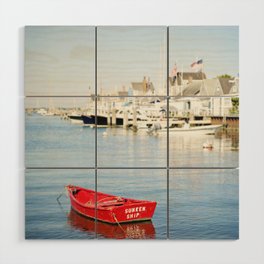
xmin=66 ymin=185 xmax=157 ymax=224
xmin=68 ymin=209 xmax=156 ymax=239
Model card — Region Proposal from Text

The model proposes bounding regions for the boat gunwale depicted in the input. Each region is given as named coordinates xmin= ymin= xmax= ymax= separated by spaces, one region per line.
xmin=157 ymin=124 xmax=223 ymax=132
xmin=67 ymin=185 xmax=156 ymax=212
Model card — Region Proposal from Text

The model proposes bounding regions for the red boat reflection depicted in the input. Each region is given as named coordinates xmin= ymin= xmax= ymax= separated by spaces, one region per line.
xmin=67 ymin=209 xmax=156 ymax=239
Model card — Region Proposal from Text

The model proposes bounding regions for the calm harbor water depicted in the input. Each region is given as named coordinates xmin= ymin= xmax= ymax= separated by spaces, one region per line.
xmin=170 ymin=131 xmax=239 ymax=167
xmin=26 ymin=114 xmax=238 ymax=168
xmin=25 ymin=169 xmax=167 ymax=239
xmin=169 ymin=169 xmax=239 ymax=239
xmin=25 ymin=114 xmax=95 ymax=167
xmin=25 ymin=114 xmax=239 ymax=239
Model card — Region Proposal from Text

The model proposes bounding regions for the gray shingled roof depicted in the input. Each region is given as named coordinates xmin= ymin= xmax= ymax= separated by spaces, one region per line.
xmin=218 ymin=78 xmax=235 ymax=94
xmin=180 ymin=82 xmax=201 ymax=96
xmin=182 ymin=72 xmax=206 ymax=80
xmin=200 ymin=79 xmax=224 ymax=96
xmin=170 ymin=72 xmax=206 ymax=86
xmin=131 ymin=82 xmax=155 ymax=93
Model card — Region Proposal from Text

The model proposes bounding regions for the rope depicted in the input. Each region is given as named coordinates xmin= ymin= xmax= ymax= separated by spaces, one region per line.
xmin=112 ymin=213 xmax=127 ymax=237
xmin=56 ymin=187 xmax=68 ymax=216
xmin=56 ymin=191 xmax=65 ymax=202
xmin=56 ymin=186 xmax=68 ymax=202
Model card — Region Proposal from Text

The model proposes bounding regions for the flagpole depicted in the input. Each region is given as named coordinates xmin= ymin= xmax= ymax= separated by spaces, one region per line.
xmin=201 ymin=61 xmax=204 ymax=80
xmin=181 ymin=64 xmax=183 ymax=96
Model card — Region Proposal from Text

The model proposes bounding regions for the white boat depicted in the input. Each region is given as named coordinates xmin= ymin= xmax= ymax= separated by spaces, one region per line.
xmin=44 ymin=111 xmax=54 ymax=116
xmin=36 ymin=108 xmax=48 ymax=116
xmin=158 ymin=124 xmax=222 ymax=134
xmin=68 ymin=111 xmax=83 ymax=124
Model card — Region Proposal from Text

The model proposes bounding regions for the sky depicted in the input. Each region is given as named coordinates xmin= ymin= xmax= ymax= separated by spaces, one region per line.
xmin=25 ymin=97 xmax=94 ymax=109
xmin=169 ymin=26 xmax=239 ymax=78
xmin=25 ymin=26 xmax=95 ymax=96
xmin=25 ymin=26 xmax=238 ymax=104
xmin=97 ymin=26 xmax=167 ymax=95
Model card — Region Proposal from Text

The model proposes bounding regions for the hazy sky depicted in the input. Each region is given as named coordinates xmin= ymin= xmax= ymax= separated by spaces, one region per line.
xmin=25 ymin=97 xmax=94 ymax=109
xmin=169 ymin=26 xmax=239 ymax=78
xmin=25 ymin=26 xmax=238 ymax=100
xmin=97 ymin=26 xmax=167 ymax=95
xmin=25 ymin=26 xmax=95 ymax=96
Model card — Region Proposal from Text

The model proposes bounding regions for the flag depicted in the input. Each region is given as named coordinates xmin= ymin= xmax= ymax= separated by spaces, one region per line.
xmin=190 ymin=61 xmax=197 ymax=68
xmin=190 ymin=59 xmax=203 ymax=71
xmin=170 ymin=64 xmax=177 ymax=77
xmin=170 ymin=64 xmax=178 ymax=85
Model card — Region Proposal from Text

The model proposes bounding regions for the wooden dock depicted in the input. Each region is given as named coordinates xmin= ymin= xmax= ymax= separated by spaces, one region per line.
xmin=211 ymin=116 xmax=239 ymax=128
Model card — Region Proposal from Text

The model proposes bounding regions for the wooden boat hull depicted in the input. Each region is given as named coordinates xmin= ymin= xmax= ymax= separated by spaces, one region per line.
xmin=66 ymin=185 xmax=157 ymax=224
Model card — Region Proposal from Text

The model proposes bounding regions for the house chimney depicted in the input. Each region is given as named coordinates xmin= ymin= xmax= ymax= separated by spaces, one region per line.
xmin=177 ymin=72 xmax=182 ymax=85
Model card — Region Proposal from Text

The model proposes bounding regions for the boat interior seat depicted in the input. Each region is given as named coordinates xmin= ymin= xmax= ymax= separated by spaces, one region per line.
xmin=85 ymin=201 xmax=93 ymax=206
xmin=98 ymin=201 xmax=124 ymax=207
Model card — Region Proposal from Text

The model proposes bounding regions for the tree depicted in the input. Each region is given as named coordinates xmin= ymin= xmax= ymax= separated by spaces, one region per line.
xmin=218 ymin=74 xmax=232 ymax=78
xmin=230 ymin=97 xmax=239 ymax=115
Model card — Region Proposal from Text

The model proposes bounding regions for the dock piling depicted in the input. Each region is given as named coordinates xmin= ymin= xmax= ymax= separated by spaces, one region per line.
xmin=123 ymin=111 xmax=128 ymax=128
xmin=107 ymin=105 xmax=111 ymax=126
xmin=112 ymin=108 xmax=116 ymax=126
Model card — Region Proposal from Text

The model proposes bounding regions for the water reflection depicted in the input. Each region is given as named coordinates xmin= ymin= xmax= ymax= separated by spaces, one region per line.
xmin=215 ymin=130 xmax=239 ymax=150
xmin=67 ymin=209 xmax=156 ymax=239
xmin=169 ymin=129 xmax=239 ymax=167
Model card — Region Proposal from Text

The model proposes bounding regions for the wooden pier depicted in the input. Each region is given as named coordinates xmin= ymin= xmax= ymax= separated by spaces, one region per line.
xmin=211 ymin=116 xmax=239 ymax=128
